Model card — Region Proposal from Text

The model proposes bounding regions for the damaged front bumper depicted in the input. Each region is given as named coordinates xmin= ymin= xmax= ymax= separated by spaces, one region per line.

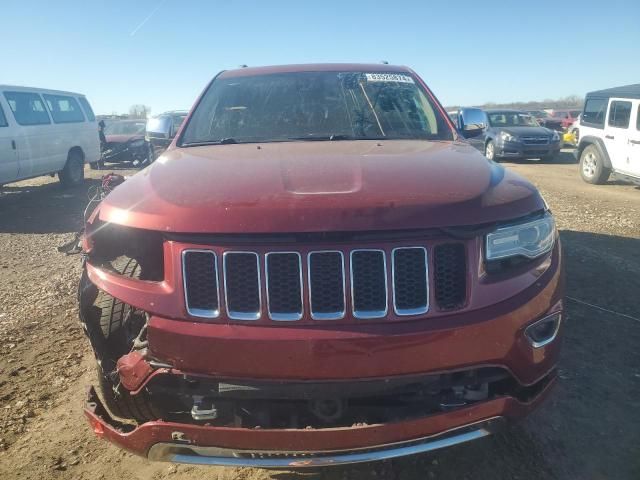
xmin=85 ymin=373 xmax=554 ymax=468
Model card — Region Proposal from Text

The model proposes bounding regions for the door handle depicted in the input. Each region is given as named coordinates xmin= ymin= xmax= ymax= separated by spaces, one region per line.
xmin=630 ymin=140 xmax=640 ymax=145
xmin=11 ymin=140 xmax=16 ymax=150
xmin=605 ymin=135 xmax=615 ymax=140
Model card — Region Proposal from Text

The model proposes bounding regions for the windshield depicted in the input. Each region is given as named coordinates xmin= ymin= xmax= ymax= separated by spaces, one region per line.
xmin=181 ymin=71 xmax=454 ymax=145
xmin=104 ymin=121 xmax=146 ymax=135
xmin=488 ymin=112 xmax=539 ymax=127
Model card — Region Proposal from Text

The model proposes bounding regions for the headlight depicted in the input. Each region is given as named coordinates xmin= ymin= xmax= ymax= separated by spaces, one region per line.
xmin=551 ymin=131 xmax=560 ymax=141
xmin=130 ymin=139 xmax=145 ymax=148
xmin=500 ymin=132 xmax=517 ymax=142
xmin=486 ymin=212 xmax=555 ymax=260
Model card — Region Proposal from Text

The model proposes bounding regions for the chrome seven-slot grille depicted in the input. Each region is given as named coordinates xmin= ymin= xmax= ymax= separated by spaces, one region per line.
xmin=182 ymin=245 xmax=466 ymax=321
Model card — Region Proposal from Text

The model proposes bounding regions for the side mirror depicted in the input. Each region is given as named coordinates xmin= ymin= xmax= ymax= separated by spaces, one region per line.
xmin=145 ymin=117 xmax=171 ymax=140
xmin=459 ymin=108 xmax=487 ymax=138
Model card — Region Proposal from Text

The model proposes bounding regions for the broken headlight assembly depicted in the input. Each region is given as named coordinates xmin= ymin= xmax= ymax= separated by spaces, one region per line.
xmin=485 ymin=212 xmax=555 ymax=261
xmin=86 ymin=218 xmax=165 ymax=281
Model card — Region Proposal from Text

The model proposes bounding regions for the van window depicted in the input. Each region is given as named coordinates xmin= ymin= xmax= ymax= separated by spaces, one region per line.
xmin=582 ymin=98 xmax=606 ymax=128
xmin=43 ymin=94 xmax=85 ymax=123
xmin=4 ymin=91 xmax=51 ymax=126
xmin=637 ymin=106 xmax=640 ymax=131
xmin=0 ymin=104 xmax=7 ymax=127
xmin=77 ymin=97 xmax=96 ymax=121
xmin=608 ymin=100 xmax=632 ymax=129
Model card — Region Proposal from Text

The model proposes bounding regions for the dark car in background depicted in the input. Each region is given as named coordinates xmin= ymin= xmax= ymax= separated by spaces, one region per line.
xmin=145 ymin=110 xmax=188 ymax=159
xmin=459 ymin=109 xmax=561 ymax=161
xmin=97 ymin=120 xmax=152 ymax=168
xmin=524 ymin=110 xmax=563 ymax=131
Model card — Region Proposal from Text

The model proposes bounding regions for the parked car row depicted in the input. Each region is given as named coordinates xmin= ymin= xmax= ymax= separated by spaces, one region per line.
xmin=96 ymin=111 xmax=188 ymax=169
xmin=0 ymin=82 xmax=189 ymax=187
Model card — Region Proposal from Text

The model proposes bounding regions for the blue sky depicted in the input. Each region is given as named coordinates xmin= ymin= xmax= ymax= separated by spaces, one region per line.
xmin=4 ymin=0 xmax=639 ymax=115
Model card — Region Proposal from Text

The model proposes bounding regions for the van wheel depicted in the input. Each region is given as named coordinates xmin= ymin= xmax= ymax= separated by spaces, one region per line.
xmin=59 ymin=150 xmax=85 ymax=187
xmin=580 ymin=145 xmax=610 ymax=184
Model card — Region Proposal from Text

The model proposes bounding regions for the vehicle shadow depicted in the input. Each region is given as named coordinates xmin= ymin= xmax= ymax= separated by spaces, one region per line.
xmin=0 ymin=178 xmax=102 ymax=234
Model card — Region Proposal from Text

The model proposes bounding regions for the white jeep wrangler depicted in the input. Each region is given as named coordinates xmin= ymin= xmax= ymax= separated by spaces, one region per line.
xmin=576 ymin=84 xmax=640 ymax=185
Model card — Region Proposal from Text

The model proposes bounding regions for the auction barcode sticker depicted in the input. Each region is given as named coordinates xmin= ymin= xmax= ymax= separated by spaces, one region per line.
xmin=365 ymin=73 xmax=415 ymax=83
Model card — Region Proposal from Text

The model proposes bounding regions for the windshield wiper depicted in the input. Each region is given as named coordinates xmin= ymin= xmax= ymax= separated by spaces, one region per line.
xmin=288 ymin=134 xmax=354 ymax=141
xmin=182 ymin=138 xmax=238 ymax=147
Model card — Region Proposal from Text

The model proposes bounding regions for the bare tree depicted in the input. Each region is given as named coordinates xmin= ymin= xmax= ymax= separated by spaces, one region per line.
xmin=129 ymin=104 xmax=151 ymax=119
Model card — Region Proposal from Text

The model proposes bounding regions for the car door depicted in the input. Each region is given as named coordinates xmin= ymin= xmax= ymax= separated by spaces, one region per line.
xmin=603 ymin=98 xmax=633 ymax=173
xmin=0 ymin=98 xmax=19 ymax=183
xmin=624 ymin=100 xmax=640 ymax=177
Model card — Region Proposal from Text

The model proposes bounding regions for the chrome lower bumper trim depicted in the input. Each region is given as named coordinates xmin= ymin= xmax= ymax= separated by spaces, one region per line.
xmin=147 ymin=417 xmax=503 ymax=468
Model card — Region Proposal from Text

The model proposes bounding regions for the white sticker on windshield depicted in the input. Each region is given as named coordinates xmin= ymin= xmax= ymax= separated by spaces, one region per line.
xmin=365 ymin=73 xmax=415 ymax=84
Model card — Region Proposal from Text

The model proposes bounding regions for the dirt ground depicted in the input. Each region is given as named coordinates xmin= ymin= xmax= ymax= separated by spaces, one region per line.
xmin=1 ymin=151 xmax=639 ymax=480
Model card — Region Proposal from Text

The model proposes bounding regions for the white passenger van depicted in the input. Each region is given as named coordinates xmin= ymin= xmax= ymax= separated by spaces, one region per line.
xmin=0 ymin=86 xmax=100 ymax=187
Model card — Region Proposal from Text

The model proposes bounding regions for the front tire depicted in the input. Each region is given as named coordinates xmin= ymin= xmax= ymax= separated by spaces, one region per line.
xmin=485 ymin=140 xmax=496 ymax=161
xmin=87 ymin=258 xmax=159 ymax=423
xmin=59 ymin=150 xmax=85 ymax=187
xmin=580 ymin=145 xmax=610 ymax=184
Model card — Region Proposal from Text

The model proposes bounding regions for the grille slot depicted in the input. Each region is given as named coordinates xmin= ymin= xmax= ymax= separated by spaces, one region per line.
xmin=265 ymin=252 xmax=303 ymax=321
xmin=182 ymin=250 xmax=219 ymax=318
xmin=392 ymin=247 xmax=429 ymax=315
xmin=308 ymin=251 xmax=345 ymax=320
xmin=522 ymin=136 xmax=549 ymax=145
xmin=223 ymin=252 xmax=261 ymax=320
xmin=434 ymin=244 xmax=467 ymax=311
xmin=350 ymin=250 xmax=388 ymax=319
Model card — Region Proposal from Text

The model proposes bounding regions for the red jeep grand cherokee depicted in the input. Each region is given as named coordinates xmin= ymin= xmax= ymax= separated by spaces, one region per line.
xmin=79 ymin=64 xmax=563 ymax=468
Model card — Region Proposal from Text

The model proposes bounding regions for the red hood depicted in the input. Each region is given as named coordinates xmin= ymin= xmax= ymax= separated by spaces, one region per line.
xmin=98 ymin=140 xmax=544 ymax=233
xmin=105 ymin=134 xmax=143 ymax=143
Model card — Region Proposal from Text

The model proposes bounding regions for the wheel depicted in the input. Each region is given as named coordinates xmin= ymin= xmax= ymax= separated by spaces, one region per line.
xmin=580 ymin=145 xmax=610 ymax=184
xmin=146 ymin=143 xmax=156 ymax=164
xmin=485 ymin=140 xmax=496 ymax=161
xmin=90 ymin=258 xmax=159 ymax=423
xmin=96 ymin=364 xmax=158 ymax=423
xmin=59 ymin=150 xmax=85 ymax=187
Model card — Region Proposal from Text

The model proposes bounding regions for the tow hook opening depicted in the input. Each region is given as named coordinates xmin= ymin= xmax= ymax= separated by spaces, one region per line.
xmin=525 ymin=312 xmax=562 ymax=348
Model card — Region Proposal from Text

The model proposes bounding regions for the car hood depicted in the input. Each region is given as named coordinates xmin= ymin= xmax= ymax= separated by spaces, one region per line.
xmin=498 ymin=126 xmax=553 ymax=137
xmin=98 ymin=140 xmax=544 ymax=233
xmin=105 ymin=134 xmax=143 ymax=144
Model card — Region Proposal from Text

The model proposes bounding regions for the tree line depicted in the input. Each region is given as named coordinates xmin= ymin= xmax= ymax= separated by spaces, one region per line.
xmin=447 ymin=95 xmax=584 ymax=111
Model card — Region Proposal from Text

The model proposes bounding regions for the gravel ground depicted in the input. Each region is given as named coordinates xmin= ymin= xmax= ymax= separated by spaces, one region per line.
xmin=0 ymin=151 xmax=639 ymax=479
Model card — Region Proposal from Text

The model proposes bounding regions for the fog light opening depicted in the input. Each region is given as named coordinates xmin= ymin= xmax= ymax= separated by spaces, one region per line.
xmin=525 ymin=312 xmax=561 ymax=348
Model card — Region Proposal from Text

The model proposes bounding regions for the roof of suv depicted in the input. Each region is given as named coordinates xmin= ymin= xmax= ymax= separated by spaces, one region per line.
xmin=0 ymin=84 xmax=86 ymax=97
xmin=219 ymin=63 xmax=411 ymax=78
xmin=586 ymin=84 xmax=640 ymax=100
